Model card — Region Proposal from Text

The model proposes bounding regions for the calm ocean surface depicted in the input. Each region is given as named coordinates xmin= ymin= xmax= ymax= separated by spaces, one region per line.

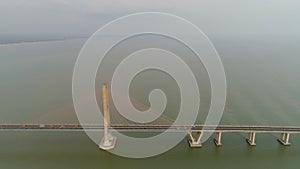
xmin=0 ymin=38 xmax=300 ymax=168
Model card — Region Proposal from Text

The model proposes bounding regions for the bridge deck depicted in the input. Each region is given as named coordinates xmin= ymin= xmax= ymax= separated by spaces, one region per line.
xmin=0 ymin=124 xmax=300 ymax=133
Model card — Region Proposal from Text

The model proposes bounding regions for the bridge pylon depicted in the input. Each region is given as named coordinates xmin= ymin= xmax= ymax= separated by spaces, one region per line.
xmin=99 ymin=83 xmax=116 ymax=150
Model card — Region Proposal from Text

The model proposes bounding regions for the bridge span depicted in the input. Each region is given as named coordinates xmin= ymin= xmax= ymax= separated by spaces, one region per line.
xmin=2 ymin=84 xmax=298 ymax=149
xmin=0 ymin=124 xmax=299 ymax=147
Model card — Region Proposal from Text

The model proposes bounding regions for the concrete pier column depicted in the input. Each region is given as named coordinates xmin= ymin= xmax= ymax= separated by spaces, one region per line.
xmin=246 ymin=132 xmax=256 ymax=146
xmin=278 ymin=133 xmax=291 ymax=146
xmin=214 ymin=132 xmax=222 ymax=146
xmin=188 ymin=131 xmax=203 ymax=147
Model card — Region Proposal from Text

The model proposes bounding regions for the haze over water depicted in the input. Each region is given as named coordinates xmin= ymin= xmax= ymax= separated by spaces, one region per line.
xmin=0 ymin=37 xmax=300 ymax=168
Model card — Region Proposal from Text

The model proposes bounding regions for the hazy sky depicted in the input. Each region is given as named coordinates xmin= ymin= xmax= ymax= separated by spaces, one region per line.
xmin=0 ymin=0 xmax=299 ymax=37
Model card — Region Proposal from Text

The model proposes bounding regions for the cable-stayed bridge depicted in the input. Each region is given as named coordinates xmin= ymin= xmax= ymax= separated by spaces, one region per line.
xmin=0 ymin=124 xmax=299 ymax=148
xmin=1 ymin=84 xmax=299 ymax=149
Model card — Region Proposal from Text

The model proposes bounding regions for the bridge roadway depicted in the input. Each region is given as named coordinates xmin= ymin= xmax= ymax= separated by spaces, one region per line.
xmin=0 ymin=124 xmax=299 ymax=147
xmin=0 ymin=124 xmax=300 ymax=133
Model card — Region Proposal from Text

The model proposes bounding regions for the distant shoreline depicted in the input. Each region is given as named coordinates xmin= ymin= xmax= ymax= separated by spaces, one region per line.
xmin=0 ymin=37 xmax=88 ymax=46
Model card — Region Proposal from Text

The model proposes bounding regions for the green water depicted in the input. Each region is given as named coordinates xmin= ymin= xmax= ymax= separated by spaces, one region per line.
xmin=0 ymin=131 xmax=300 ymax=169
xmin=1 ymin=37 xmax=300 ymax=168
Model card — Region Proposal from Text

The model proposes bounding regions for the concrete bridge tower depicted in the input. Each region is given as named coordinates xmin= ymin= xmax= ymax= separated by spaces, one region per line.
xmin=99 ymin=83 xmax=116 ymax=150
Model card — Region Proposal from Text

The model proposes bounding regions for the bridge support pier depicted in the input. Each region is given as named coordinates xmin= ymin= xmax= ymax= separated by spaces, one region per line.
xmin=246 ymin=132 xmax=256 ymax=146
xmin=99 ymin=84 xmax=116 ymax=150
xmin=214 ymin=132 xmax=222 ymax=146
xmin=278 ymin=133 xmax=291 ymax=146
xmin=188 ymin=131 xmax=203 ymax=147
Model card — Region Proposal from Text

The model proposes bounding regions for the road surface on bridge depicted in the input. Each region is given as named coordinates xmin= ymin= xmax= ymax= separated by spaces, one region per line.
xmin=0 ymin=124 xmax=300 ymax=133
